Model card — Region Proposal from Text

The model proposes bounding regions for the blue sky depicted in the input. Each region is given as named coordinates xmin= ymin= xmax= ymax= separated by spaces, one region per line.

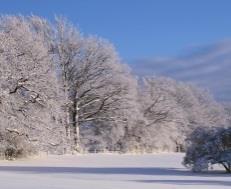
xmin=1 ymin=0 xmax=231 ymax=61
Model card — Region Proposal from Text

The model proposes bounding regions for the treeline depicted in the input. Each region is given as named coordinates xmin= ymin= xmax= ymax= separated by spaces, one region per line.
xmin=0 ymin=15 xmax=229 ymax=158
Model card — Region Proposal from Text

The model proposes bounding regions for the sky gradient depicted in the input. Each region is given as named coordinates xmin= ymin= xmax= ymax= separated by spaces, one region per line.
xmin=1 ymin=0 xmax=231 ymax=101
xmin=1 ymin=0 xmax=231 ymax=61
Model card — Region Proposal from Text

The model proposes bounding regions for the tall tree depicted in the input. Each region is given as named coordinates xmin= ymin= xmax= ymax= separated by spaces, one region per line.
xmin=0 ymin=16 xmax=64 ymax=153
xmin=44 ymin=18 xmax=136 ymax=151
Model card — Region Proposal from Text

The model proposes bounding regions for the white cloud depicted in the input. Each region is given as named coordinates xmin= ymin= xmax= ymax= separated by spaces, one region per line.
xmin=130 ymin=40 xmax=231 ymax=101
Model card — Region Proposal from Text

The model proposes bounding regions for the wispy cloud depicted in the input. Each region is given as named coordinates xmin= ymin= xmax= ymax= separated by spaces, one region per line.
xmin=130 ymin=40 xmax=231 ymax=102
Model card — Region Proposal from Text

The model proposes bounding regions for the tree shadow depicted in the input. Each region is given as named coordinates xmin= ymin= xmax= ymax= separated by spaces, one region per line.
xmin=0 ymin=166 xmax=229 ymax=177
xmin=134 ymin=179 xmax=231 ymax=187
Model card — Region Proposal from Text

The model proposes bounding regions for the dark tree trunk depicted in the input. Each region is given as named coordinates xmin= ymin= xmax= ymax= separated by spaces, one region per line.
xmin=222 ymin=163 xmax=231 ymax=173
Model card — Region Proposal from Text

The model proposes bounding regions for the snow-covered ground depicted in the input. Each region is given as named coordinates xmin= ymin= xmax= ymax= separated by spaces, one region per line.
xmin=0 ymin=153 xmax=230 ymax=189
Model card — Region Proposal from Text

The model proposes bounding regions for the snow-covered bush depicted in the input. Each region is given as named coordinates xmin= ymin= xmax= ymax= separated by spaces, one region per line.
xmin=183 ymin=127 xmax=231 ymax=173
xmin=0 ymin=130 xmax=36 ymax=160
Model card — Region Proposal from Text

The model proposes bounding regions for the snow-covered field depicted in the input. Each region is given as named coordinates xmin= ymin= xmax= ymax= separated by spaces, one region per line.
xmin=0 ymin=153 xmax=230 ymax=189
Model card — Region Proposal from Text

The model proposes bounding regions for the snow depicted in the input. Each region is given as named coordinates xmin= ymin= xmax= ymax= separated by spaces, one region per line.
xmin=0 ymin=153 xmax=230 ymax=189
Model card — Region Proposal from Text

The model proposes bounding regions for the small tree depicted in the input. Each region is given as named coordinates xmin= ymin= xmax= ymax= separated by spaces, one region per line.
xmin=183 ymin=127 xmax=231 ymax=173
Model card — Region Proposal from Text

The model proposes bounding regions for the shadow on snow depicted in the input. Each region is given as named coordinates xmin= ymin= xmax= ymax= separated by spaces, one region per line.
xmin=134 ymin=179 xmax=231 ymax=186
xmin=0 ymin=166 xmax=230 ymax=186
xmin=0 ymin=166 xmax=228 ymax=177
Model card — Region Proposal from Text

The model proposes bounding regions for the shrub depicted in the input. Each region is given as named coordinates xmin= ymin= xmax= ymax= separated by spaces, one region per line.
xmin=0 ymin=131 xmax=36 ymax=160
xmin=183 ymin=127 xmax=231 ymax=173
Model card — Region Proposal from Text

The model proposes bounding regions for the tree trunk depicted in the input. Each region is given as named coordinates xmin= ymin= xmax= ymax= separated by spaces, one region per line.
xmin=69 ymin=93 xmax=81 ymax=152
xmin=222 ymin=163 xmax=231 ymax=173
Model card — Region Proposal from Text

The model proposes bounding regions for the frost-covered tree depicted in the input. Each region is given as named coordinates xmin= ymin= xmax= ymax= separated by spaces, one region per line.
xmin=183 ymin=127 xmax=231 ymax=173
xmin=0 ymin=15 xmax=140 ymax=154
xmin=223 ymin=103 xmax=231 ymax=125
xmin=138 ymin=77 xmax=186 ymax=151
xmin=84 ymin=77 xmax=143 ymax=153
xmin=0 ymin=16 xmax=65 ymax=154
xmin=29 ymin=17 xmax=138 ymax=152
xmin=133 ymin=77 xmax=227 ymax=152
